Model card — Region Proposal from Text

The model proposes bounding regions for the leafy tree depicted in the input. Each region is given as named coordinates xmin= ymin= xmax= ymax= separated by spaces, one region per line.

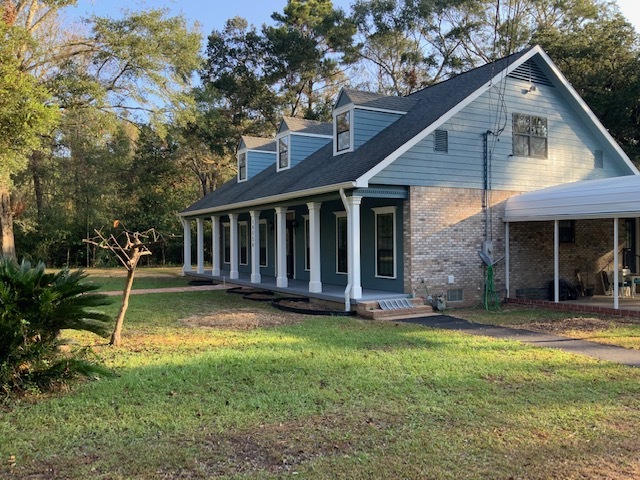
xmin=0 ymin=258 xmax=112 ymax=394
xmin=0 ymin=20 xmax=59 ymax=259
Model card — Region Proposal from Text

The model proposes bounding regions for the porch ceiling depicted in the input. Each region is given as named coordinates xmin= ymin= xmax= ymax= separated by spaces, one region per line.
xmin=504 ymin=174 xmax=640 ymax=222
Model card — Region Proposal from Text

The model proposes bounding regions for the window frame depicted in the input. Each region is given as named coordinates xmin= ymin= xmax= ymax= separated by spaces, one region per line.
xmin=334 ymin=212 xmax=348 ymax=274
xmin=333 ymin=106 xmax=353 ymax=155
xmin=277 ymin=134 xmax=290 ymax=171
xmin=373 ymin=206 xmax=397 ymax=279
xmin=303 ymin=215 xmax=310 ymax=271
xmin=222 ymin=222 xmax=231 ymax=264
xmin=259 ymin=220 xmax=268 ymax=268
xmin=512 ymin=113 xmax=548 ymax=158
xmin=237 ymin=150 xmax=247 ymax=182
xmin=238 ymin=221 xmax=249 ymax=265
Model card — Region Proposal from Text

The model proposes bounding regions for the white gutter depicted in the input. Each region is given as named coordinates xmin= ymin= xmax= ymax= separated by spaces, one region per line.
xmin=339 ymin=188 xmax=352 ymax=312
xmin=179 ymin=181 xmax=356 ymax=218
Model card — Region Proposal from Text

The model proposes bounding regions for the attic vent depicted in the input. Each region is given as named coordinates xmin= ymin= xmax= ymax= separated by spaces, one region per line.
xmin=434 ymin=129 xmax=448 ymax=152
xmin=594 ymin=150 xmax=604 ymax=169
xmin=508 ymin=59 xmax=554 ymax=87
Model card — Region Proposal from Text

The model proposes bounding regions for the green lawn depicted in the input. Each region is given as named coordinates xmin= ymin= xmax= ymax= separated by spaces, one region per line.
xmin=77 ymin=267 xmax=196 ymax=292
xmin=2 ymin=291 xmax=640 ymax=479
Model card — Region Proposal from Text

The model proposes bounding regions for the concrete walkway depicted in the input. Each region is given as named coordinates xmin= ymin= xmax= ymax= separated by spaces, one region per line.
xmin=403 ymin=315 xmax=640 ymax=368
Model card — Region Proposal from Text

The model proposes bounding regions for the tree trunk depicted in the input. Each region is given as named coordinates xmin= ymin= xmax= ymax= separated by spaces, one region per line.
xmin=0 ymin=188 xmax=16 ymax=260
xmin=30 ymin=151 xmax=45 ymax=224
xmin=110 ymin=261 xmax=137 ymax=346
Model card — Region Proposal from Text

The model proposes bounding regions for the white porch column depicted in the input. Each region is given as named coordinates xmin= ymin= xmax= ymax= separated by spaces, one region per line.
xmin=181 ymin=219 xmax=192 ymax=275
xmin=346 ymin=196 xmax=363 ymax=299
xmin=211 ymin=215 xmax=220 ymax=276
xmin=614 ymin=218 xmax=619 ymax=309
xmin=307 ymin=202 xmax=322 ymax=293
xmin=250 ymin=210 xmax=261 ymax=283
xmin=553 ymin=220 xmax=559 ymax=303
xmin=196 ymin=218 xmax=205 ymax=274
xmin=229 ymin=213 xmax=239 ymax=280
xmin=505 ymin=222 xmax=510 ymax=299
xmin=275 ymin=207 xmax=288 ymax=288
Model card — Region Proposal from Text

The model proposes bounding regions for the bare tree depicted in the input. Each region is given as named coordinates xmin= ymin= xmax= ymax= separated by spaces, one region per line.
xmin=84 ymin=222 xmax=167 ymax=346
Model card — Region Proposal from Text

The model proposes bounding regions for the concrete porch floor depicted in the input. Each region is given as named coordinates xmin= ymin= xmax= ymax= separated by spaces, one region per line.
xmin=183 ymin=269 xmax=410 ymax=306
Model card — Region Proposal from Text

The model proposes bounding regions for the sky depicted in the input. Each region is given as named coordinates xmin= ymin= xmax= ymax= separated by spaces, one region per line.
xmin=68 ymin=0 xmax=640 ymax=37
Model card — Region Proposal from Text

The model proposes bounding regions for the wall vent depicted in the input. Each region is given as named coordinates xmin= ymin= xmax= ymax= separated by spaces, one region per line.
xmin=508 ymin=59 xmax=554 ymax=87
xmin=434 ymin=129 xmax=448 ymax=152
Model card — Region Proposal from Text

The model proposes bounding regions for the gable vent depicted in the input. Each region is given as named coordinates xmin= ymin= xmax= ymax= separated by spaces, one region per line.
xmin=434 ymin=129 xmax=448 ymax=152
xmin=508 ymin=59 xmax=554 ymax=87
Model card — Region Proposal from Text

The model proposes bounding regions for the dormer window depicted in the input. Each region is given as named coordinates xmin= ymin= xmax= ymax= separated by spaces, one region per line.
xmin=238 ymin=151 xmax=247 ymax=182
xmin=278 ymin=135 xmax=289 ymax=170
xmin=336 ymin=111 xmax=351 ymax=153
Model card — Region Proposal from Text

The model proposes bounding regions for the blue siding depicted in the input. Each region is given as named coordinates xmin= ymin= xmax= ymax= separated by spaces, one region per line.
xmin=371 ymin=75 xmax=633 ymax=190
xmin=247 ymin=151 xmax=275 ymax=179
xmin=354 ymin=109 xmax=402 ymax=149
xmin=290 ymin=134 xmax=331 ymax=167
xmin=335 ymin=92 xmax=351 ymax=110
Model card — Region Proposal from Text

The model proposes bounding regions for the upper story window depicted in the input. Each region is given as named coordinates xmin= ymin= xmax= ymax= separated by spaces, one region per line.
xmin=513 ymin=114 xmax=547 ymax=158
xmin=278 ymin=135 xmax=289 ymax=170
xmin=238 ymin=151 xmax=247 ymax=182
xmin=335 ymin=110 xmax=351 ymax=153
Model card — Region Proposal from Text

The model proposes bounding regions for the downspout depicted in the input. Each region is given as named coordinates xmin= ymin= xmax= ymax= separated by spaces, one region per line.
xmin=339 ymin=188 xmax=352 ymax=312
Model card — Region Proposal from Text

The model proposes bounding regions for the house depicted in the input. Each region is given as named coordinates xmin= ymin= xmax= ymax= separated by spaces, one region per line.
xmin=179 ymin=45 xmax=639 ymax=311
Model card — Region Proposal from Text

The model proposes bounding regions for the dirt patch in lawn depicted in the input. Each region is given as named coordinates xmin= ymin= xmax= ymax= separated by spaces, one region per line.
xmin=179 ymin=308 xmax=302 ymax=330
xmin=512 ymin=316 xmax=638 ymax=334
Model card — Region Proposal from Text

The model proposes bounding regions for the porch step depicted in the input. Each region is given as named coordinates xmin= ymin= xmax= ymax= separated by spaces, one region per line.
xmin=357 ymin=298 xmax=437 ymax=320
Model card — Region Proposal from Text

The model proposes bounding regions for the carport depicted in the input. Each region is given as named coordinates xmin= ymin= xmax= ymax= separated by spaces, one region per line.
xmin=504 ymin=175 xmax=640 ymax=310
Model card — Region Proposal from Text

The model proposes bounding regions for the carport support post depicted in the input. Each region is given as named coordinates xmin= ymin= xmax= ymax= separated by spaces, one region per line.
xmin=196 ymin=218 xmax=205 ymax=274
xmin=614 ymin=218 xmax=619 ymax=309
xmin=229 ymin=213 xmax=239 ymax=280
xmin=181 ymin=218 xmax=191 ymax=275
xmin=554 ymin=220 xmax=559 ymax=303
xmin=307 ymin=202 xmax=322 ymax=293
xmin=275 ymin=207 xmax=288 ymax=288
xmin=211 ymin=215 xmax=220 ymax=276
xmin=505 ymin=222 xmax=510 ymax=299
xmin=250 ymin=210 xmax=261 ymax=283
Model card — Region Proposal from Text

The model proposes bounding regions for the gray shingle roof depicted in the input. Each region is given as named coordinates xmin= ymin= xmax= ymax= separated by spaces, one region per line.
xmin=182 ymin=47 xmax=534 ymax=215
xmin=240 ymin=136 xmax=276 ymax=152
xmin=279 ymin=116 xmax=333 ymax=136
xmin=341 ymin=88 xmax=418 ymax=112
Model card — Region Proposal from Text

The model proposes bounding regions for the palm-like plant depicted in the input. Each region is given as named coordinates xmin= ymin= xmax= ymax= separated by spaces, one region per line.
xmin=0 ymin=258 xmax=112 ymax=393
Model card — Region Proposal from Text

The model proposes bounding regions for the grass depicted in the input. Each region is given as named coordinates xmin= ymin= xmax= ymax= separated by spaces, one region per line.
xmin=452 ymin=305 xmax=640 ymax=350
xmin=2 ymin=289 xmax=640 ymax=478
xmin=76 ymin=267 xmax=195 ymax=292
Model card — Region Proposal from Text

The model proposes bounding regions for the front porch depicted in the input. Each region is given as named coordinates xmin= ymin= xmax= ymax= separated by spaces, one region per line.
xmin=184 ymin=268 xmax=410 ymax=307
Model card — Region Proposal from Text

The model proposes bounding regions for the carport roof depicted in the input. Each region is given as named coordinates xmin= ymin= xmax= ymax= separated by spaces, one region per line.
xmin=504 ymin=174 xmax=640 ymax=222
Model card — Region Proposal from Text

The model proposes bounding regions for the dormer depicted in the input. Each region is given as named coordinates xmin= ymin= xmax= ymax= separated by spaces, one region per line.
xmin=237 ymin=136 xmax=277 ymax=182
xmin=276 ymin=116 xmax=332 ymax=171
xmin=332 ymin=88 xmax=417 ymax=155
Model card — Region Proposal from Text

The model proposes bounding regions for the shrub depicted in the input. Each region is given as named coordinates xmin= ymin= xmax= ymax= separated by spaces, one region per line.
xmin=0 ymin=258 xmax=113 ymax=395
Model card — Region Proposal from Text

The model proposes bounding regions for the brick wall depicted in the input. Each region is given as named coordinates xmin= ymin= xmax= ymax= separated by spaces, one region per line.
xmin=404 ymin=186 xmax=517 ymax=306
xmin=508 ymin=219 xmax=627 ymax=295
xmin=403 ymin=186 xmax=628 ymax=305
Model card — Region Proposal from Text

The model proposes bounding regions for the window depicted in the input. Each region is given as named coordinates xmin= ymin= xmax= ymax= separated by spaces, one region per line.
xmin=259 ymin=220 xmax=268 ymax=267
xmin=374 ymin=207 xmax=396 ymax=278
xmin=434 ymin=130 xmax=448 ymax=153
xmin=278 ymin=135 xmax=289 ymax=169
xmin=238 ymin=152 xmax=247 ymax=181
xmin=513 ymin=113 xmax=547 ymax=158
xmin=239 ymin=222 xmax=248 ymax=265
xmin=222 ymin=223 xmax=231 ymax=264
xmin=335 ymin=213 xmax=347 ymax=274
xmin=303 ymin=216 xmax=310 ymax=271
xmin=336 ymin=111 xmax=351 ymax=153
xmin=559 ymin=220 xmax=575 ymax=243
